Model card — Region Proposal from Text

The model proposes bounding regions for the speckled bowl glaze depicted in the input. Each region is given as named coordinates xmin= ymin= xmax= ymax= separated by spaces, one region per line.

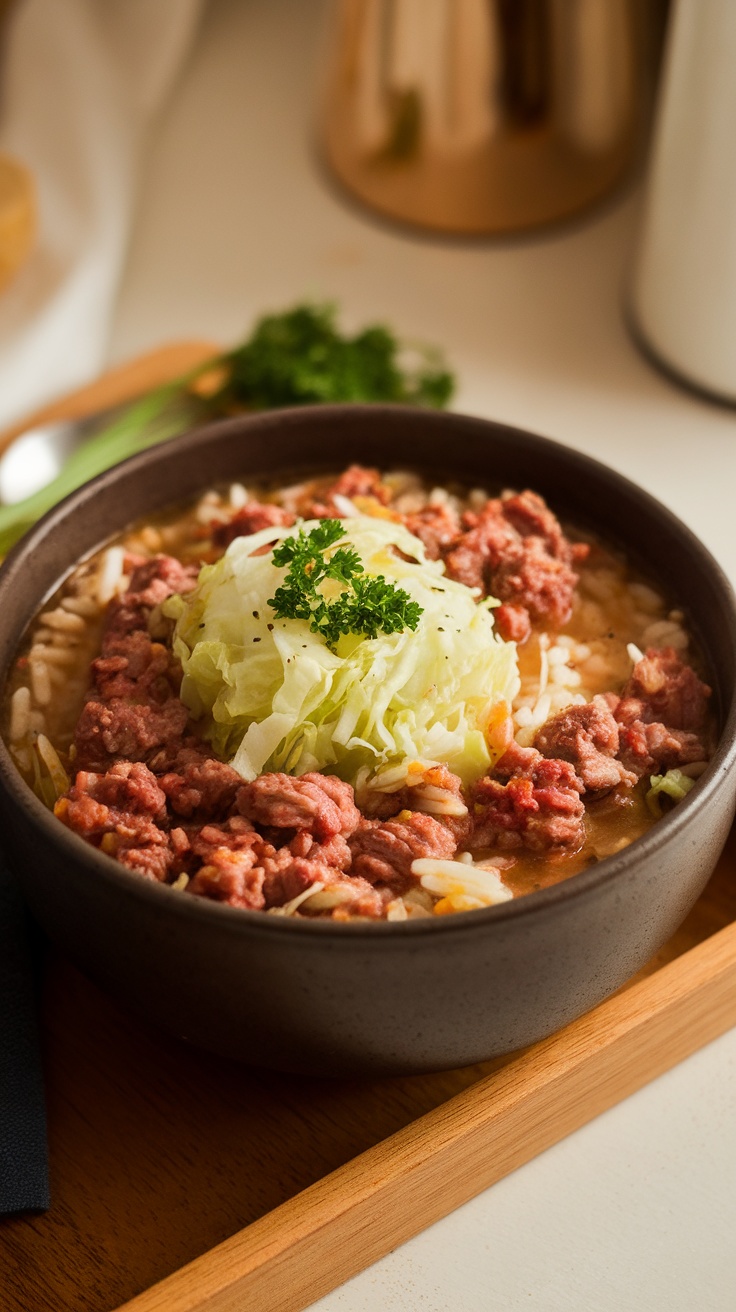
xmin=1 ymin=406 xmax=735 ymax=1076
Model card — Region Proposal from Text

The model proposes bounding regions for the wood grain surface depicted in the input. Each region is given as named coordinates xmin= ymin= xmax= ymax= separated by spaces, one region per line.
xmin=0 ymin=345 xmax=735 ymax=1312
xmin=119 ymin=875 xmax=736 ymax=1312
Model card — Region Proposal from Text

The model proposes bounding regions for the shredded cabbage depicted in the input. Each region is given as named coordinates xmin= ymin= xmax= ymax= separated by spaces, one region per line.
xmin=646 ymin=768 xmax=696 ymax=815
xmin=167 ymin=516 xmax=520 ymax=785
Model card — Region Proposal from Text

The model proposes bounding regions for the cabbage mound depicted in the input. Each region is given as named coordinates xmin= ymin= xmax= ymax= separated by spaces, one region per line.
xmin=167 ymin=516 xmax=520 ymax=785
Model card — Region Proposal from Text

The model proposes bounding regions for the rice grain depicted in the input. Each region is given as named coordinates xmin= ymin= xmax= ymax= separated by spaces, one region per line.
xmin=29 ymin=644 xmax=77 ymax=666
xmin=29 ymin=659 xmax=51 ymax=706
xmin=97 ymin=547 xmax=125 ymax=604
xmin=38 ymin=608 xmax=86 ymax=633
xmin=61 ymin=595 xmax=99 ymax=617
xmin=9 ymin=686 xmax=31 ymax=741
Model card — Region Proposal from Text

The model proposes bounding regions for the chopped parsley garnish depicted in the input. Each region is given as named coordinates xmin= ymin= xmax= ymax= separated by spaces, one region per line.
xmin=268 ymin=519 xmax=423 ymax=649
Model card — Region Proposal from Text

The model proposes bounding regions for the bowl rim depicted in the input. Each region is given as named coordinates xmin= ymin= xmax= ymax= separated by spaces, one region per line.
xmin=2 ymin=402 xmax=736 ymax=941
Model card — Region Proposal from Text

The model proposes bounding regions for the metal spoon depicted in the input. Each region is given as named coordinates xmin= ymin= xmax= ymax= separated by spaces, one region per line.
xmin=0 ymin=406 xmax=127 ymax=505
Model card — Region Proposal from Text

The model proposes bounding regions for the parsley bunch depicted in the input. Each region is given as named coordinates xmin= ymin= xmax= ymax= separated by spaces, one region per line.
xmin=268 ymin=520 xmax=423 ymax=649
xmin=218 ymin=303 xmax=454 ymax=410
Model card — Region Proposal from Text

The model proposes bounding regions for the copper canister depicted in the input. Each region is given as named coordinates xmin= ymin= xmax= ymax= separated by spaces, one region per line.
xmin=321 ymin=0 xmax=661 ymax=236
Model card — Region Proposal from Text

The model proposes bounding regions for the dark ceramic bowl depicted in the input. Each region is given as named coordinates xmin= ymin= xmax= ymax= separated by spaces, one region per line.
xmin=1 ymin=406 xmax=735 ymax=1076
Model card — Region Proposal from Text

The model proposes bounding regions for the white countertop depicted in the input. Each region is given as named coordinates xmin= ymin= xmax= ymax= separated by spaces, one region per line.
xmin=110 ymin=1 xmax=736 ymax=1307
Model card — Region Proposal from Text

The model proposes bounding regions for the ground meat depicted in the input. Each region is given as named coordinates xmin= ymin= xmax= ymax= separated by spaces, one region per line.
xmin=55 ymin=762 xmax=174 ymax=881
xmin=118 ymin=846 xmax=175 ymax=882
xmin=170 ymin=826 xmax=191 ymax=857
xmin=57 ymin=756 xmax=382 ymax=912
xmin=403 ymin=504 xmax=460 ymax=560
xmin=601 ymin=648 xmax=712 ymax=777
xmin=349 ymin=812 xmax=457 ymax=892
xmin=361 ymin=764 xmax=472 ymax=845
xmin=74 ymin=554 xmax=197 ymax=772
xmin=533 ymin=696 xmax=637 ymax=793
xmin=260 ymin=844 xmax=385 ymax=917
xmin=91 ymin=633 xmax=176 ymax=703
xmin=189 ymin=815 xmax=260 ymax=860
xmin=186 ymin=820 xmax=384 ymax=916
xmin=212 ymin=501 xmax=294 ymax=549
xmin=305 ymin=464 xmax=392 ymax=518
xmin=491 ymin=537 xmax=579 ymax=630
xmin=620 ymin=647 xmax=711 ymax=733
xmin=237 ymin=772 xmax=361 ymax=840
xmin=74 ymin=697 xmax=190 ymax=772
xmin=615 ymin=716 xmax=707 ymax=779
xmin=68 ymin=761 xmax=167 ymax=819
xmin=285 ymin=829 xmax=350 ymax=864
xmin=443 ymin=500 xmax=516 ymax=591
xmin=330 ymin=464 xmax=390 ymax=504
xmin=127 ymin=554 xmax=199 ymax=605
xmin=105 ymin=554 xmax=198 ymax=638
xmin=500 ymin=490 xmax=589 ymax=565
xmin=471 ymin=742 xmax=585 ymax=852
xmin=257 ymin=845 xmax=326 ymax=905
xmin=159 ymin=755 xmax=243 ymax=819
xmin=439 ymin=491 xmax=583 ymax=637
xmin=494 ymin=604 xmax=532 ymax=644
xmin=187 ymin=820 xmax=266 ymax=909
xmin=258 ymin=834 xmax=367 ymax=907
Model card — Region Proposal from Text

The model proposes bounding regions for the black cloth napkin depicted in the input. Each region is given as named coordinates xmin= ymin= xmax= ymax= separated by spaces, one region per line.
xmin=0 ymin=857 xmax=50 ymax=1213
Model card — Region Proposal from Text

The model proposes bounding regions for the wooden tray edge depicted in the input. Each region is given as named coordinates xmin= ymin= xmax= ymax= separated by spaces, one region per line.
xmin=116 ymin=918 xmax=736 ymax=1312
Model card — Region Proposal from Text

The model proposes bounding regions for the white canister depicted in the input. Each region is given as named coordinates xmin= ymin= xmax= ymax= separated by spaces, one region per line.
xmin=630 ymin=0 xmax=736 ymax=402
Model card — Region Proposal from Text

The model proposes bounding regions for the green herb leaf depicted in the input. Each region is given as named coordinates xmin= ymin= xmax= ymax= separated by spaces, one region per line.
xmin=268 ymin=519 xmax=423 ymax=650
xmin=218 ymin=304 xmax=454 ymax=411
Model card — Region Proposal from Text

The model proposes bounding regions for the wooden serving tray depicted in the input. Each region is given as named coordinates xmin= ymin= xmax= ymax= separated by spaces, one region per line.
xmin=1 ymin=346 xmax=736 ymax=1312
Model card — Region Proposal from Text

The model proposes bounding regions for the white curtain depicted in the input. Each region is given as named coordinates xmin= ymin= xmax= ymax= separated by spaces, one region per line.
xmin=0 ymin=0 xmax=205 ymax=427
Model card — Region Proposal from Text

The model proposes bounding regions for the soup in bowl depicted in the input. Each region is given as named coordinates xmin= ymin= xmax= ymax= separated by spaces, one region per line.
xmin=0 ymin=405 xmax=734 ymax=1074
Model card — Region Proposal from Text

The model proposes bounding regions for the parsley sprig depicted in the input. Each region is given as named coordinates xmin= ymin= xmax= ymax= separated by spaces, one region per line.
xmin=268 ymin=520 xmax=423 ymax=649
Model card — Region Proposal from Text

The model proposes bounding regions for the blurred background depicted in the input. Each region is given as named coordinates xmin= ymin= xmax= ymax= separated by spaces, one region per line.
xmin=1 ymin=1 xmax=734 ymax=436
